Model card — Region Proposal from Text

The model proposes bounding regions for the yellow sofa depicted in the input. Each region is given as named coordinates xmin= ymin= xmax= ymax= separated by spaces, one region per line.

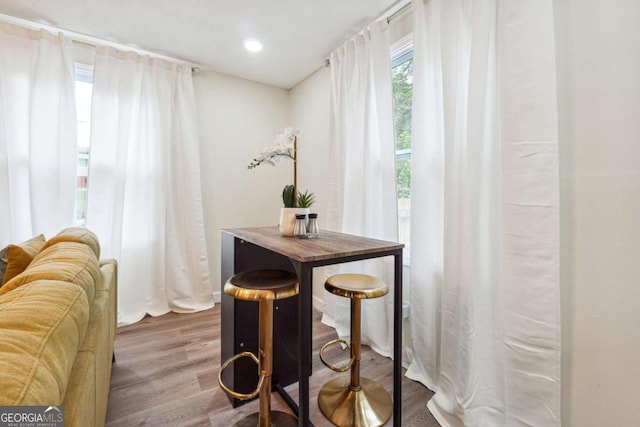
xmin=0 ymin=227 xmax=117 ymax=427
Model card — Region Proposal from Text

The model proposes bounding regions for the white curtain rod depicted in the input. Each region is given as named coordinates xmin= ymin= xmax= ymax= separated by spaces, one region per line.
xmin=382 ymin=0 xmax=412 ymax=24
xmin=0 ymin=13 xmax=202 ymax=72
xmin=323 ymin=0 xmax=412 ymax=67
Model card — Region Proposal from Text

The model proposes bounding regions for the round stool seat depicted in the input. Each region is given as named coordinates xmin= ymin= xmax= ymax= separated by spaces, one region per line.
xmin=325 ymin=274 xmax=388 ymax=299
xmin=225 ymin=270 xmax=299 ymax=301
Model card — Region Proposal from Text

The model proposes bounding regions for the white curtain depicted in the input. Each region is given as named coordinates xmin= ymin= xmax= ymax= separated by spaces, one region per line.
xmin=0 ymin=23 xmax=77 ymax=244
xmin=86 ymin=47 xmax=213 ymax=325
xmin=325 ymin=20 xmax=399 ymax=357
xmin=406 ymin=0 xmax=561 ymax=426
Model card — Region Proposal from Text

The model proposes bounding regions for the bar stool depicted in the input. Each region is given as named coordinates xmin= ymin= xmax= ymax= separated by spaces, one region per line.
xmin=218 ymin=270 xmax=299 ymax=427
xmin=318 ymin=274 xmax=393 ymax=427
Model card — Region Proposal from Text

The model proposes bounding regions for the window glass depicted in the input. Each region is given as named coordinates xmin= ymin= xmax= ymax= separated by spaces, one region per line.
xmin=74 ymin=63 xmax=93 ymax=226
xmin=391 ymin=38 xmax=413 ymax=262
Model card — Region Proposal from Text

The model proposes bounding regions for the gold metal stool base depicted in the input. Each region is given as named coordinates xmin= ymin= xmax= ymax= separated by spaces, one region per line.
xmin=231 ymin=410 xmax=298 ymax=427
xmin=220 ymin=270 xmax=300 ymax=426
xmin=318 ymin=376 xmax=392 ymax=427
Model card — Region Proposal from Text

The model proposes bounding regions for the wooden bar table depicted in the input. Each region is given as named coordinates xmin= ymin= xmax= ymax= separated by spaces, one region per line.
xmin=221 ymin=226 xmax=404 ymax=427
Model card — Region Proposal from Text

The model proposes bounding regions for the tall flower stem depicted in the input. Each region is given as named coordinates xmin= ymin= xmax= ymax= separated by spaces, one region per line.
xmin=293 ymin=135 xmax=298 ymax=208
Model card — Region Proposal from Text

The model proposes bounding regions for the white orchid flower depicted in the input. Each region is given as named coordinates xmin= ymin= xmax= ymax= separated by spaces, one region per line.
xmin=284 ymin=127 xmax=301 ymax=137
xmin=247 ymin=127 xmax=300 ymax=169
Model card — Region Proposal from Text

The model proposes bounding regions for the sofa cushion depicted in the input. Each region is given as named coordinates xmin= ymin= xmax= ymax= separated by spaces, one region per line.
xmin=0 ymin=242 xmax=100 ymax=302
xmin=41 ymin=227 xmax=101 ymax=259
xmin=0 ymin=235 xmax=46 ymax=286
xmin=0 ymin=245 xmax=32 ymax=286
xmin=19 ymin=234 xmax=46 ymax=253
xmin=0 ymin=280 xmax=90 ymax=405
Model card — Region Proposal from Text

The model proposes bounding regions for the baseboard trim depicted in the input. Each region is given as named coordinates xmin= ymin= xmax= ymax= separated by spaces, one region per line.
xmin=313 ymin=295 xmax=324 ymax=312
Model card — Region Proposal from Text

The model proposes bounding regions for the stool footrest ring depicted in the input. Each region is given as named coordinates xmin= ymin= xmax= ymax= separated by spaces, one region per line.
xmin=319 ymin=338 xmax=355 ymax=373
xmin=218 ymin=351 xmax=265 ymax=400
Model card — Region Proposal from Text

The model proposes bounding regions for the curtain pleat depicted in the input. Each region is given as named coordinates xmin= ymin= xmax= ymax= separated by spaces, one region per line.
xmin=407 ymin=0 xmax=561 ymax=426
xmin=325 ymin=20 xmax=399 ymax=357
xmin=0 ymin=23 xmax=77 ymax=244
xmin=86 ymin=47 xmax=212 ymax=325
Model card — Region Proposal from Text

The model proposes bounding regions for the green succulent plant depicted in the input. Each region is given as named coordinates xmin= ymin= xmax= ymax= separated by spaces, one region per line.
xmin=297 ymin=190 xmax=316 ymax=208
xmin=282 ymin=184 xmax=296 ymax=208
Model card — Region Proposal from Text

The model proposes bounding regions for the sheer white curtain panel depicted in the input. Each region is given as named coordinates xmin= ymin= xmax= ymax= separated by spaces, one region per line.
xmin=325 ymin=20 xmax=399 ymax=357
xmin=0 ymin=23 xmax=77 ymax=244
xmin=406 ymin=0 xmax=561 ymax=426
xmin=86 ymin=47 xmax=213 ymax=325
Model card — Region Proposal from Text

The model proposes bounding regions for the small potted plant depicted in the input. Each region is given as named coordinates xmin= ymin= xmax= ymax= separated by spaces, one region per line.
xmin=277 ymin=186 xmax=316 ymax=236
xmin=296 ymin=189 xmax=316 ymax=209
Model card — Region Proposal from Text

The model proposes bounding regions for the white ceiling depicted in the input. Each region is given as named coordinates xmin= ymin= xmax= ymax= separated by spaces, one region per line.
xmin=0 ymin=0 xmax=400 ymax=89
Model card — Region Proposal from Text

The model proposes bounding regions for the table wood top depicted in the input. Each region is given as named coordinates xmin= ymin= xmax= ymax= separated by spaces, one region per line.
xmin=222 ymin=226 xmax=403 ymax=263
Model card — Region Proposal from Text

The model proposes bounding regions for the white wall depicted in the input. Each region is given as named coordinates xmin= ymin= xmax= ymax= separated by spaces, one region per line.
xmin=288 ymin=66 xmax=331 ymax=308
xmin=559 ymin=1 xmax=640 ymax=425
xmin=193 ymin=70 xmax=290 ymax=300
xmin=193 ymin=66 xmax=332 ymax=305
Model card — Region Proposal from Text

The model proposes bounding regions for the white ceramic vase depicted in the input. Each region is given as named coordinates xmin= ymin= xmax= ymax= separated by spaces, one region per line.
xmin=279 ymin=207 xmax=309 ymax=237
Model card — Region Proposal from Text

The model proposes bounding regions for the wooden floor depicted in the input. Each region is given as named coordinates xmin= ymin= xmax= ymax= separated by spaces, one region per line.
xmin=105 ymin=305 xmax=438 ymax=427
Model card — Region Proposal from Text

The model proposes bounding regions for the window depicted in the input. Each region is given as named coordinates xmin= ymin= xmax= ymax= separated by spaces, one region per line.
xmin=391 ymin=36 xmax=413 ymax=262
xmin=74 ymin=63 xmax=93 ymax=226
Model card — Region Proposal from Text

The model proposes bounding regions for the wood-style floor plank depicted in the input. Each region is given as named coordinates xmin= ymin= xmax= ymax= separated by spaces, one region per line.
xmin=106 ymin=306 xmax=438 ymax=426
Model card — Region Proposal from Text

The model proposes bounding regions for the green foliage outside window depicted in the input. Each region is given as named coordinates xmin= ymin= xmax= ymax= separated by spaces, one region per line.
xmin=392 ymin=58 xmax=413 ymax=199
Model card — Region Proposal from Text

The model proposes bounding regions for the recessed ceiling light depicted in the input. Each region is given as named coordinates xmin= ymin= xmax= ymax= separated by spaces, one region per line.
xmin=244 ymin=39 xmax=263 ymax=52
